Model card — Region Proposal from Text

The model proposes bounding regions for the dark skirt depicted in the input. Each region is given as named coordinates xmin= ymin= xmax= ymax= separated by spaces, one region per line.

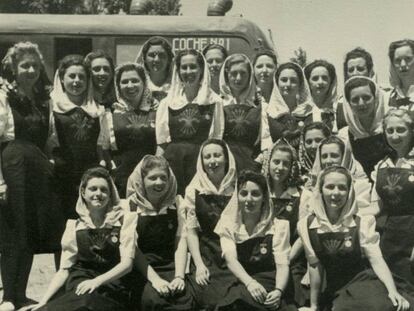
xmin=0 ymin=140 xmax=64 ymax=253
xmin=288 ymin=253 xmax=309 ymax=307
xmin=227 ymin=142 xmax=261 ymax=173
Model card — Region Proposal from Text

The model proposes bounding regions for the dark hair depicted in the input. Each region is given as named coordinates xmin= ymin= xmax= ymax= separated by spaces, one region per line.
xmin=268 ymin=141 xmax=301 ymax=187
xmin=319 ymin=136 xmax=345 ymax=159
xmin=203 ymin=43 xmax=228 ymax=60
xmin=224 ymin=54 xmax=252 ymax=83
xmin=141 ymin=155 xmax=170 ymax=178
xmin=115 ymin=63 xmax=146 ymax=93
xmin=175 ymin=49 xmax=205 ymax=81
xmin=200 ymin=138 xmax=230 ymax=174
xmin=344 ymin=77 xmax=376 ymax=102
xmin=388 ymin=39 xmax=414 ymax=62
xmin=304 ymin=59 xmax=336 ymax=85
xmin=142 ymin=36 xmax=174 ymax=71
xmin=84 ymin=50 xmax=115 ymax=73
xmin=343 ymin=47 xmax=373 ymax=81
xmin=58 ymin=54 xmax=89 ymax=84
xmin=80 ymin=166 xmax=112 ymax=195
xmin=275 ymin=62 xmax=304 ymax=87
xmin=253 ymin=50 xmax=277 ymax=68
xmin=319 ymin=165 xmax=352 ymax=193
xmin=238 ymin=170 xmax=268 ymax=199
xmin=303 ymin=122 xmax=331 ymax=139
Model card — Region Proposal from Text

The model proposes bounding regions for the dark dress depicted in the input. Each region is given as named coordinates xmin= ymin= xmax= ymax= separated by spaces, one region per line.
xmin=111 ymin=109 xmax=156 ymax=198
xmin=0 ymin=88 xmax=64 ymax=253
xmin=164 ymin=103 xmax=215 ymax=195
xmin=223 ymin=104 xmax=262 ymax=172
xmin=53 ymin=108 xmax=101 ymax=219
xmin=388 ymin=90 xmax=414 ymax=109
xmin=39 ymin=225 xmax=133 ymax=311
xmin=216 ymin=234 xmax=296 ymax=311
xmin=187 ymin=192 xmax=237 ymax=310
xmin=131 ymin=204 xmax=195 ymax=311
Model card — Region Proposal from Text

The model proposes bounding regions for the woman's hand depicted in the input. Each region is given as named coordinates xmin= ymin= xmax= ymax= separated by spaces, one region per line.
xmin=298 ymin=307 xmax=317 ymax=311
xmin=151 ymin=277 xmax=171 ymax=297
xmin=388 ymin=291 xmax=410 ymax=311
xmin=246 ymin=279 xmax=267 ymax=304
xmin=264 ymin=289 xmax=282 ymax=309
xmin=195 ymin=264 xmax=210 ymax=286
xmin=168 ymin=277 xmax=185 ymax=294
xmin=0 ymin=183 xmax=7 ymax=203
xmin=75 ymin=278 xmax=102 ymax=295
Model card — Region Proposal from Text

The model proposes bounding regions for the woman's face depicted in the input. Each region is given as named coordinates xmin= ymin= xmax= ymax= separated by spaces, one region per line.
xmin=238 ymin=181 xmax=264 ymax=216
xmin=145 ymin=45 xmax=169 ymax=74
xmin=15 ymin=53 xmax=41 ymax=87
xmin=322 ymin=172 xmax=349 ymax=212
xmin=82 ymin=177 xmax=110 ymax=212
xmin=393 ymin=45 xmax=414 ymax=78
xmin=91 ymin=57 xmax=113 ymax=91
xmin=277 ymin=68 xmax=300 ymax=99
xmin=63 ymin=65 xmax=88 ymax=97
xmin=202 ymin=143 xmax=227 ymax=180
xmin=320 ymin=143 xmax=343 ymax=169
xmin=348 ymin=85 xmax=375 ymax=118
xmin=304 ymin=129 xmax=326 ymax=160
xmin=385 ymin=116 xmax=413 ymax=154
xmin=119 ymin=69 xmax=144 ymax=103
xmin=308 ymin=66 xmax=331 ymax=98
xmin=205 ymin=48 xmax=225 ymax=77
xmin=143 ymin=167 xmax=169 ymax=200
xmin=269 ymin=149 xmax=292 ymax=184
xmin=254 ymin=55 xmax=276 ymax=86
xmin=228 ymin=62 xmax=250 ymax=94
xmin=346 ymin=57 xmax=369 ymax=79
xmin=179 ymin=54 xmax=202 ymax=85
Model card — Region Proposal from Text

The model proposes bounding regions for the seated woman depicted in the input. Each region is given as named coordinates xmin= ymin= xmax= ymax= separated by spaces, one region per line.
xmin=304 ymin=60 xmax=338 ymax=133
xmin=104 ymin=63 xmax=156 ymax=198
xmin=266 ymin=62 xmax=315 ymax=149
xmin=29 ymin=167 xmax=137 ymax=311
xmin=338 ymin=76 xmax=392 ymax=179
xmin=388 ymin=39 xmax=414 ymax=109
xmin=220 ymin=54 xmax=272 ymax=172
xmin=371 ymin=109 xmax=414 ymax=285
xmin=126 ymin=155 xmax=194 ymax=311
xmin=203 ymin=44 xmax=228 ymax=95
xmin=298 ymin=166 xmax=411 ymax=311
xmin=184 ymin=139 xmax=237 ymax=310
xmin=156 ymin=49 xmax=224 ymax=195
xmin=214 ymin=170 xmax=295 ymax=311
xmin=253 ymin=50 xmax=278 ymax=104
xmin=135 ymin=36 xmax=175 ymax=104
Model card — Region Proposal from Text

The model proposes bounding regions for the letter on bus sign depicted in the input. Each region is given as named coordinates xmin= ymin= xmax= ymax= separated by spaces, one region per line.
xmin=172 ymin=37 xmax=230 ymax=53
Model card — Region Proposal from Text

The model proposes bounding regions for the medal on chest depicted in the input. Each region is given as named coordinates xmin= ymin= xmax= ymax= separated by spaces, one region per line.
xmin=285 ymin=203 xmax=293 ymax=213
xmin=259 ymin=242 xmax=268 ymax=255
xmin=167 ymin=220 xmax=174 ymax=230
xmin=408 ymin=174 xmax=414 ymax=183
xmin=110 ymin=231 xmax=119 ymax=244
xmin=344 ymin=236 xmax=352 ymax=248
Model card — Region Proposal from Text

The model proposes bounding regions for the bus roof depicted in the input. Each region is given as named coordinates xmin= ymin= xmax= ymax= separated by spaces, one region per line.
xmin=0 ymin=14 xmax=273 ymax=50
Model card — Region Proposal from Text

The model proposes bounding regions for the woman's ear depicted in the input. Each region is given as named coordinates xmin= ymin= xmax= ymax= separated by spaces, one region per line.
xmin=80 ymin=187 xmax=85 ymax=200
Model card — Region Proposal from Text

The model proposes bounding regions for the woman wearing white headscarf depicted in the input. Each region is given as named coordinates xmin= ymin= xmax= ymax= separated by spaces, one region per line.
xmin=220 ymin=54 xmax=272 ymax=172
xmin=297 ymin=166 xmax=410 ymax=311
xmin=30 ymin=167 xmax=138 ymax=311
xmin=156 ymin=49 xmax=224 ymax=195
xmin=214 ymin=170 xmax=294 ymax=311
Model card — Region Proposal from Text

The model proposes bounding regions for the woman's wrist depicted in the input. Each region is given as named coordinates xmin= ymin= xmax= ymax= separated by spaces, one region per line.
xmin=274 ymin=287 xmax=284 ymax=296
xmin=174 ymin=275 xmax=184 ymax=281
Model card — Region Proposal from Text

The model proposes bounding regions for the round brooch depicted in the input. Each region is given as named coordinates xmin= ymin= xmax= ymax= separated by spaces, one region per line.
xmin=260 ymin=247 xmax=268 ymax=255
xmin=111 ymin=236 xmax=119 ymax=243
xmin=286 ymin=205 xmax=293 ymax=212
xmin=205 ymin=114 xmax=211 ymax=120
xmin=168 ymin=223 xmax=174 ymax=230
xmin=344 ymin=240 xmax=352 ymax=248
xmin=408 ymin=175 xmax=414 ymax=183
xmin=298 ymin=121 xmax=304 ymax=128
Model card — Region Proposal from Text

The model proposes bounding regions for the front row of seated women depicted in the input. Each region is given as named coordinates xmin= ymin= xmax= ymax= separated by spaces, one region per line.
xmin=27 ymin=136 xmax=414 ymax=311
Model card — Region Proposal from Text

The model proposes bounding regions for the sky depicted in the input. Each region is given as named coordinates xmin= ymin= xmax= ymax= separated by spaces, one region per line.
xmin=180 ymin=0 xmax=414 ymax=87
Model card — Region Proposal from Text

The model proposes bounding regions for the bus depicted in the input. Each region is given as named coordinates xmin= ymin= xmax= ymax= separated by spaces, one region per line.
xmin=0 ymin=14 xmax=274 ymax=78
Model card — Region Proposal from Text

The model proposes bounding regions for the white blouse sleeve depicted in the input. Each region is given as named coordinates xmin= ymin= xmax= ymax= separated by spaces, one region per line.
xmin=359 ymin=215 xmax=382 ymax=259
xmin=297 ymin=217 xmax=319 ymax=265
xmin=176 ymin=196 xmax=187 ymax=238
xmin=0 ymin=91 xmax=14 ymax=143
xmin=119 ymin=211 xmax=138 ymax=260
xmin=272 ymin=218 xmax=291 ymax=265
xmin=209 ymin=97 xmax=224 ymax=140
xmin=60 ymin=220 xmax=78 ymax=269
xmin=183 ymin=186 xmax=200 ymax=230
xmin=219 ymin=227 xmax=237 ymax=258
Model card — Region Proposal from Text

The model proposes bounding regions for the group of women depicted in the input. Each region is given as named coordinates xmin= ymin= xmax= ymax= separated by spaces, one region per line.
xmin=0 ymin=37 xmax=413 ymax=311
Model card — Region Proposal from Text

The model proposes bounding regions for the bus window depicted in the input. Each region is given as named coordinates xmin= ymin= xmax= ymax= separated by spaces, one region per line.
xmin=55 ymin=37 xmax=92 ymax=66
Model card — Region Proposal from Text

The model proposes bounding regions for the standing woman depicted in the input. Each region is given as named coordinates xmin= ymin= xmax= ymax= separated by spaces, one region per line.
xmin=253 ymin=50 xmax=278 ymax=104
xmin=126 ymin=155 xmax=194 ymax=311
xmin=304 ymin=60 xmax=338 ymax=133
xmin=51 ymin=54 xmax=107 ymax=219
xmin=156 ymin=49 xmax=224 ymax=195
xmin=203 ymin=44 xmax=228 ymax=95
xmin=388 ymin=39 xmax=414 ymax=109
xmin=184 ymin=139 xmax=237 ymax=310
xmin=105 ymin=63 xmax=156 ymax=198
xmin=266 ymin=62 xmax=314 ymax=149
xmin=338 ymin=76 xmax=392 ymax=178
xmin=135 ymin=36 xmax=174 ymax=104
xmin=297 ymin=166 xmax=410 ymax=311
xmin=0 ymin=42 xmax=64 ymax=311
xmin=84 ymin=50 xmax=116 ymax=110
xmin=215 ymin=170 xmax=294 ymax=311
xmin=220 ymin=54 xmax=272 ymax=172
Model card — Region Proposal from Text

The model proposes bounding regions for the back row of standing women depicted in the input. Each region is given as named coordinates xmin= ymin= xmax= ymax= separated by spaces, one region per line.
xmin=0 ymin=37 xmax=413 ymax=311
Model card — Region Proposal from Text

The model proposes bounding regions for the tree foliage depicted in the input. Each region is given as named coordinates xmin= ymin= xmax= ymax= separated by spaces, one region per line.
xmin=290 ymin=47 xmax=307 ymax=68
